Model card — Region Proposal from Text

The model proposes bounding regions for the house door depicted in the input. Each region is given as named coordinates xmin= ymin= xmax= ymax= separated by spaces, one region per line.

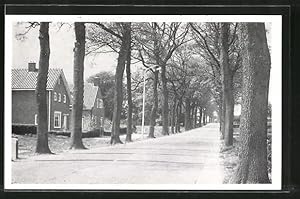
xmin=63 ymin=115 xmax=68 ymax=131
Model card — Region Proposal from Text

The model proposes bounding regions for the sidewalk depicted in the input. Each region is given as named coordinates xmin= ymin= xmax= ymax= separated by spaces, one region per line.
xmin=11 ymin=123 xmax=224 ymax=185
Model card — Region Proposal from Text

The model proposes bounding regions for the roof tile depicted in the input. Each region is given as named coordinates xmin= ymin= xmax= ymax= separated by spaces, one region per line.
xmin=69 ymin=83 xmax=99 ymax=110
xmin=12 ymin=68 xmax=63 ymax=90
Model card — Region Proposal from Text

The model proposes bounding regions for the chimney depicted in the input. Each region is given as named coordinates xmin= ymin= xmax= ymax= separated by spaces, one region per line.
xmin=28 ymin=62 xmax=37 ymax=72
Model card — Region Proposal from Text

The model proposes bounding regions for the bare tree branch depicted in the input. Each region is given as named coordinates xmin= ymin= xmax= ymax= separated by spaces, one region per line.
xmin=90 ymin=22 xmax=123 ymax=40
xmin=15 ymin=22 xmax=40 ymax=39
xmin=190 ymin=23 xmax=221 ymax=69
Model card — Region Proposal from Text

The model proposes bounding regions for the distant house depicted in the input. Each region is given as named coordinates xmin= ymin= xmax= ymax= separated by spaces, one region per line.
xmin=82 ymin=83 xmax=105 ymax=133
xmin=70 ymin=83 xmax=105 ymax=133
xmin=12 ymin=63 xmax=72 ymax=132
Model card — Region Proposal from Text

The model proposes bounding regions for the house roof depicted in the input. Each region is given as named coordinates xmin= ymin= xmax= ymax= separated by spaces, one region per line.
xmin=11 ymin=68 xmax=72 ymax=100
xmin=69 ymin=83 xmax=100 ymax=110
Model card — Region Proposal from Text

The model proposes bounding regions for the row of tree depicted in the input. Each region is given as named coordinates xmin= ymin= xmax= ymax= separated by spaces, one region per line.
xmin=34 ymin=21 xmax=220 ymax=152
xmin=85 ymin=21 xmax=272 ymax=183
xmin=86 ymin=22 xmax=216 ymax=141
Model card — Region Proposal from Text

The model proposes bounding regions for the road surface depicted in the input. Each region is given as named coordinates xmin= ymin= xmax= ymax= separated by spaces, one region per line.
xmin=11 ymin=123 xmax=224 ymax=185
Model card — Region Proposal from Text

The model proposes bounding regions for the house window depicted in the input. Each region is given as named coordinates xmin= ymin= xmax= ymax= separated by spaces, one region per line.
xmin=97 ymin=99 xmax=103 ymax=108
xmin=57 ymin=78 xmax=61 ymax=85
xmin=63 ymin=94 xmax=66 ymax=103
xmin=58 ymin=93 xmax=61 ymax=102
xmin=34 ymin=114 xmax=38 ymax=125
xmin=54 ymin=92 xmax=57 ymax=101
xmin=54 ymin=111 xmax=61 ymax=128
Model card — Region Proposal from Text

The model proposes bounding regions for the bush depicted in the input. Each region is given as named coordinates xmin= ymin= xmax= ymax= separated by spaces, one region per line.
xmin=12 ymin=125 xmax=37 ymax=135
xmin=82 ymin=129 xmax=100 ymax=138
xmin=103 ymin=127 xmax=127 ymax=136
xmin=53 ymin=129 xmax=102 ymax=138
xmin=13 ymin=125 xmax=127 ymax=138
xmin=52 ymin=128 xmax=128 ymax=138
xmin=51 ymin=131 xmax=71 ymax=137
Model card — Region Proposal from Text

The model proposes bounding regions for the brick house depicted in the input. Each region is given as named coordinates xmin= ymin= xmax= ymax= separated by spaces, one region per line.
xmin=80 ymin=83 xmax=105 ymax=133
xmin=12 ymin=63 xmax=72 ymax=132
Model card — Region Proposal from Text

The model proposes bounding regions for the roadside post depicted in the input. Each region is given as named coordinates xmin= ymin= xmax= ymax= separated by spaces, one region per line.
xmin=12 ymin=136 xmax=18 ymax=161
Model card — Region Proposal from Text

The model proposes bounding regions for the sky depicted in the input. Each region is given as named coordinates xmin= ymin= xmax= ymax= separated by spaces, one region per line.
xmin=12 ymin=21 xmax=272 ymax=86
xmin=12 ymin=23 xmax=120 ymax=84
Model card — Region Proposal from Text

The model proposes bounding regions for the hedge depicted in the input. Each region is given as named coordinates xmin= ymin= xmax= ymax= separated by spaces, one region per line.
xmin=13 ymin=125 xmax=127 ymax=138
xmin=12 ymin=125 xmax=37 ymax=135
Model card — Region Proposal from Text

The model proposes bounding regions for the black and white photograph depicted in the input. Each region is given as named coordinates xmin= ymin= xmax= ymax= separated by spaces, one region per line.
xmin=4 ymin=14 xmax=282 ymax=190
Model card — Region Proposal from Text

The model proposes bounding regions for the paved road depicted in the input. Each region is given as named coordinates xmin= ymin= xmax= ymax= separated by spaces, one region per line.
xmin=11 ymin=123 xmax=224 ymax=185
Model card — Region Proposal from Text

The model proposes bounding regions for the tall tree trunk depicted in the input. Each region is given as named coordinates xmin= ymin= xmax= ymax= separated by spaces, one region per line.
xmin=36 ymin=22 xmax=52 ymax=154
xmin=111 ymin=23 xmax=131 ymax=144
xmin=170 ymin=98 xmax=176 ymax=134
xmin=224 ymin=73 xmax=234 ymax=146
xmin=218 ymin=91 xmax=225 ymax=139
xmin=161 ymin=63 xmax=169 ymax=135
xmin=168 ymin=103 xmax=172 ymax=131
xmin=220 ymin=23 xmax=234 ymax=146
xmin=148 ymin=70 xmax=159 ymax=138
xmin=179 ymin=100 xmax=182 ymax=132
xmin=70 ymin=22 xmax=86 ymax=149
xmin=190 ymin=102 xmax=195 ymax=129
xmin=174 ymin=100 xmax=179 ymax=133
xmin=220 ymin=102 xmax=225 ymax=139
xmin=125 ymin=45 xmax=133 ymax=142
xmin=194 ymin=103 xmax=198 ymax=127
xmin=184 ymin=98 xmax=191 ymax=131
xmin=203 ymin=109 xmax=207 ymax=126
xmin=175 ymin=99 xmax=181 ymax=133
xmin=199 ymin=106 xmax=203 ymax=127
xmin=231 ymin=23 xmax=271 ymax=183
